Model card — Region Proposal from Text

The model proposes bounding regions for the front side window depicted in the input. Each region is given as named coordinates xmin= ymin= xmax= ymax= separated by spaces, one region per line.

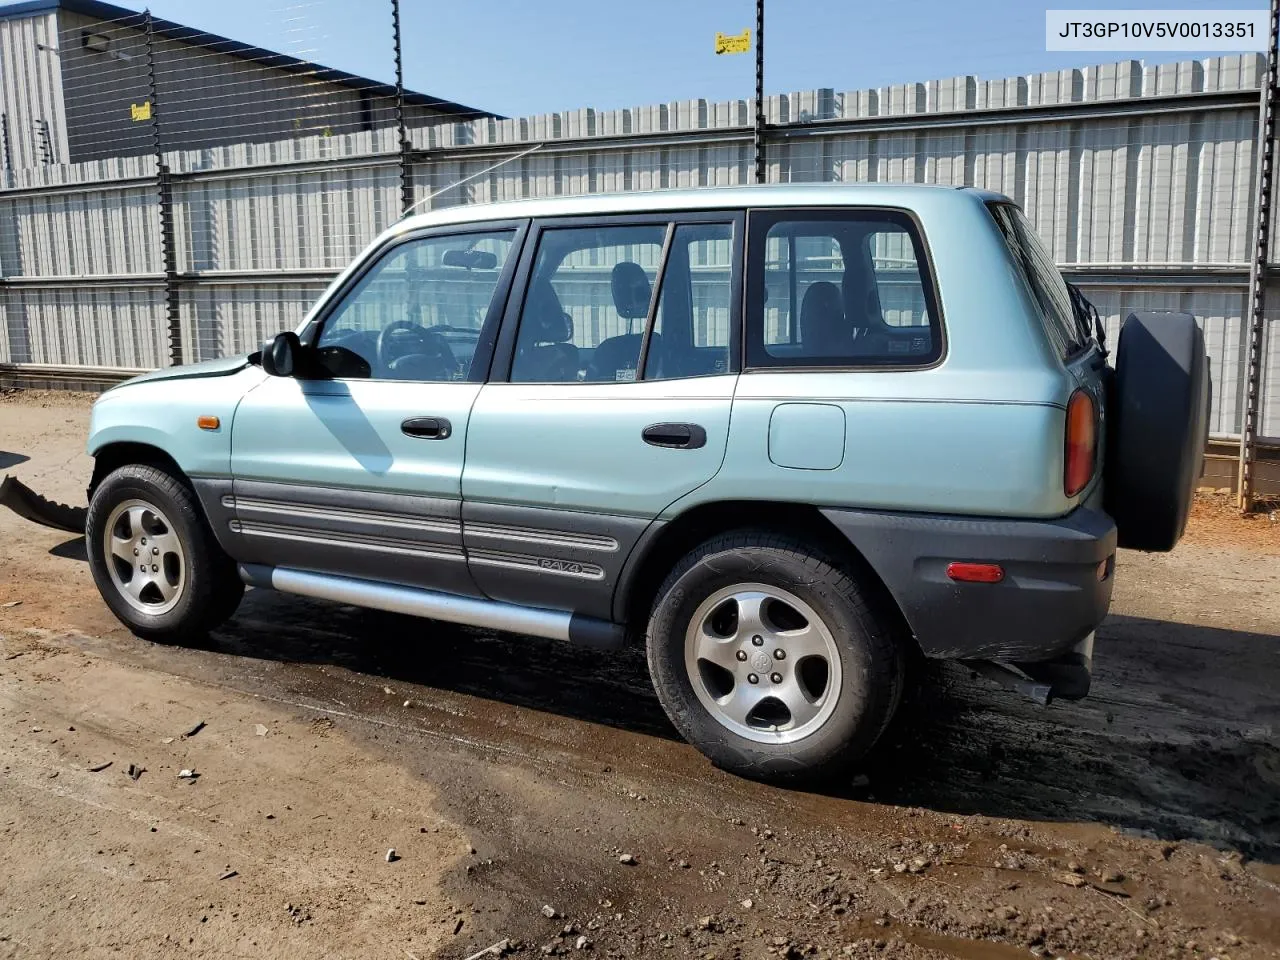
xmin=511 ymin=220 xmax=737 ymax=383
xmin=747 ymin=210 xmax=940 ymax=369
xmin=315 ymin=229 xmax=515 ymax=381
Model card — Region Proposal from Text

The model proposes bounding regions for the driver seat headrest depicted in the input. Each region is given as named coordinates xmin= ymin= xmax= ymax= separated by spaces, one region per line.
xmin=525 ymin=279 xmax=573 ymax=343
xmin=611 ymin=261 xmax=652 ymax=322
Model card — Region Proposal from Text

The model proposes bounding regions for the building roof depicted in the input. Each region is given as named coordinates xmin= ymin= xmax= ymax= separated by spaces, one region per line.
xmin=0 ymin=0 xmax=499 ymax=121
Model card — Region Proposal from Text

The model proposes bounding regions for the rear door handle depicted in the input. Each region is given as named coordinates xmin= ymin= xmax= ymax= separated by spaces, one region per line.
xmin=642 ymin=422 xmax=707 ymax=450
xmin=401 ymin=416 xmax=452 ymax=440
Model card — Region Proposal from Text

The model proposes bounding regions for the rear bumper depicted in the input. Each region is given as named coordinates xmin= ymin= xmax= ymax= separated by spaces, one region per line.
xmin=820 ymin=505 xmax=1116 ymax=663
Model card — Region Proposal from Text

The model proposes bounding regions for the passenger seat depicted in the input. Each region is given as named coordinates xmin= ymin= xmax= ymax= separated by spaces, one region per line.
xmin=798 ymin=281 xmax=849 ymax=358
xmin=512 ymin=280 xmax=580 ymax=382
xmin=842 ymin=263 xmax=890 ymax=356
xmin=587 ymin=261 xmax=661 ymax=382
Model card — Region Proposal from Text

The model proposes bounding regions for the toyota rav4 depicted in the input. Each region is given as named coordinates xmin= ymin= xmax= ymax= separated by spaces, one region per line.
xmin=83 ymin=184 xmax=1210 ymax=781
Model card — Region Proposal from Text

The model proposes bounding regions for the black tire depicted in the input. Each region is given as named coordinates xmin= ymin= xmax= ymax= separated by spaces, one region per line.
xmin=1105 ymin=311 xmax=1211 ymax=552
xmin=86 ymin=464 xmax=244 ymax=643
xmin=645 ymin=531 xmax=904 ymax=783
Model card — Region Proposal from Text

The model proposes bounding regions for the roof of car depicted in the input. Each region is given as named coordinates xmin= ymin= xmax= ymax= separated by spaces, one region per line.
xmin=397 ymin=184 xmax=1011 ymax=233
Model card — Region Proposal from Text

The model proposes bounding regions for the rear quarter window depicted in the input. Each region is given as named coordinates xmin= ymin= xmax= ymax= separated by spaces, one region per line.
xmin=745 ymin=209 xmax=942 ymax=369
xmin=987 ymin=203 xmax=1083 ymax=360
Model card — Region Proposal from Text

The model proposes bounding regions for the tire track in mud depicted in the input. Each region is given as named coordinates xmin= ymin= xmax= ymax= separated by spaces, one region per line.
xmin=9 ymin=520 xmax=1280 ymax=958
xmin=41 ymin=582 xmax=1277 ymax=959
xmin=57 ymin=579 xmax=1280 ymax=862
xmin=868 ymin=615 xmax=1280 ymax=860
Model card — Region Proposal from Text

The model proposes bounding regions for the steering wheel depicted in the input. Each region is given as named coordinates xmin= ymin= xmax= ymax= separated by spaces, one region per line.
xmin=376 ymin=320 xmax=457 ymax=380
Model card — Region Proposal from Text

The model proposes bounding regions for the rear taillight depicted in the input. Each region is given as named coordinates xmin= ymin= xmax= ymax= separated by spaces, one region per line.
xmin=1064 ymin=388 xmax=1096 ymax=497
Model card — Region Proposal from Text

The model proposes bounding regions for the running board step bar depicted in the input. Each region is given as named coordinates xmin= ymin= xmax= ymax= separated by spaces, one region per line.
xmin=238 ymin=563 xmax=625 ymax=650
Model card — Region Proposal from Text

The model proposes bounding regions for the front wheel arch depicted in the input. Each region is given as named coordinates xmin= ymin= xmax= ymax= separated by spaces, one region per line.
xmin=90 ymin=442 xmax=187 ymax=499
xmin=87 ymin=462 xmax=243 ymax=642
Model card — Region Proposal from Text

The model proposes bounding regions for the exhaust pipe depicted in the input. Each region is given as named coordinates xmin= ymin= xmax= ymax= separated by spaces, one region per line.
xmin=962 ymin=634 xmax=1095 ymax=706
xmin=963 ymin=660 xmax=1053 ymax=706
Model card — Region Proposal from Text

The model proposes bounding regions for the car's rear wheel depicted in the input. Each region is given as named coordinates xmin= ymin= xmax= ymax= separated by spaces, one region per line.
xmin=646 ymin=531 xmax=903 ymax=783
xmin=87 ymin=464 xmax=243 ymax=642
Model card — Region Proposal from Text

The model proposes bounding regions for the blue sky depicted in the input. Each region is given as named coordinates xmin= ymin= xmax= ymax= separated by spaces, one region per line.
xmin=106 ymin=0 xmax=1260 ymax=118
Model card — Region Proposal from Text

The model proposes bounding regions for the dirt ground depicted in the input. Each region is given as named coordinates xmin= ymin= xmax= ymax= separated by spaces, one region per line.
xmin=2 ymin=393 xmax=1279 ymax=960
xmin=1184 ymin=493 xmax=1280 ymax=557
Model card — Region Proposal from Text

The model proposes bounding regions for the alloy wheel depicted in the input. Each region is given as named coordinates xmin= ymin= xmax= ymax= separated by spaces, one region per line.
xmin=683 ymin=583 xmax=842 ymax=744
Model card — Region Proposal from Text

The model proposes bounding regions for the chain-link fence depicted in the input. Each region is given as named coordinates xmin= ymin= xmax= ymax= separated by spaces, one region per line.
xmin=0 ymin=5 xmax=1276 ymax=467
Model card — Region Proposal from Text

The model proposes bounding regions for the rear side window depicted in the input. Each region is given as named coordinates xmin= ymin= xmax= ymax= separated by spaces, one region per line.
xmin=746 ymin=209 xmax=941 ymax=369
xmin=509 ymin=219 xmax=738 ymax=383
xmin=987 ymin=203 xmax=1083 ymax=359
xmin=646 ymin=223 xmax=735 ymax=379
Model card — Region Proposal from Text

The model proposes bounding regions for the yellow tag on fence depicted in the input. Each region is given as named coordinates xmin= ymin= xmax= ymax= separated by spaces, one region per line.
xmin=130 ymin=101 xmax=152 ymax=122
xmin=715 ymin=29 xmax=751 ymax=55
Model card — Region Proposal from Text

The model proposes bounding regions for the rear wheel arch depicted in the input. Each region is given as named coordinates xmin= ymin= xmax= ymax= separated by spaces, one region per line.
xmin=614 ymin=500 xmax=915 ymax=650
xmin=644 ymin=527 xmax=908 ymax=782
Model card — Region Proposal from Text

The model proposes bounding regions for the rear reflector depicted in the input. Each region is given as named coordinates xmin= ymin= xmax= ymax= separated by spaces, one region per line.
xmin=946 ymin=562 xmax=1005 ymax=583
xmin=1064 ymin=389 xmax=1097 ymax=498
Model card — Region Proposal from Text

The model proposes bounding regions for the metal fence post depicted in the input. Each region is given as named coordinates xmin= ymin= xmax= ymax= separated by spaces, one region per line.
xmin=753 ymin=0 xmax=765 ymax=184
xmin=144 ymin=9 xmax=182 ymax=367
xmin=1239 ymin=0 xmax=1280 ymax=509
xmin=0 ymin=113 xmax=12 ymax=189
xmin=392 ymin=0 xmax=412 ymax=215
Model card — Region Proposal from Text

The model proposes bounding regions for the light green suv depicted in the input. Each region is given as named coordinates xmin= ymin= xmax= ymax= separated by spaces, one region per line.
xmin=83 ymin=184 xmax=1209 ymax=781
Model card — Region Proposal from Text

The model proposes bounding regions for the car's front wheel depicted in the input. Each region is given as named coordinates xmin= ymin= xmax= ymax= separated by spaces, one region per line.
xmin=645 ymin=531 xmax=904 ymax=783
xmin=87 ymin=464 xmax=243 ymax=642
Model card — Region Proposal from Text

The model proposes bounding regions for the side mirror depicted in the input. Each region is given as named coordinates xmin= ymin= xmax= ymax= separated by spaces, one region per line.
xmin=262 ymin=331 xmax=301 ymax=377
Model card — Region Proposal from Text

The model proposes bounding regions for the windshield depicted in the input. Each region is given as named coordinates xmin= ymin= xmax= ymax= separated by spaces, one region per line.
xmin=987 ymin=202 xmax=1087 ymax=359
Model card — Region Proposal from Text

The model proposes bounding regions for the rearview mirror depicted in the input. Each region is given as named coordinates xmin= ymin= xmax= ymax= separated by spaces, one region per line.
xmin=262 ymin=331 xmax=301 ymax=377
xmin=442 ymin=249 xmax=498 ymax=270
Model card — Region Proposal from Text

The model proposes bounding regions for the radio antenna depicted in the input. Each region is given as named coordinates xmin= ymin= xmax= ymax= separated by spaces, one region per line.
xmin=402 ymin=142 xmax=544 ymax=218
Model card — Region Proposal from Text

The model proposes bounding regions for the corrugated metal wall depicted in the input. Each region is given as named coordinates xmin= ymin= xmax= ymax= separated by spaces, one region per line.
xmin=1 ymin=54 xmax=1278 ymax=443
xmin=0 ymin=11 xmax=69 ymax=172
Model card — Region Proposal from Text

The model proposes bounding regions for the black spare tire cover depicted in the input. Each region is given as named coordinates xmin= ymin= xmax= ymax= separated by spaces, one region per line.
xmin=1105 ymin=311 xmax=1210 ymax=552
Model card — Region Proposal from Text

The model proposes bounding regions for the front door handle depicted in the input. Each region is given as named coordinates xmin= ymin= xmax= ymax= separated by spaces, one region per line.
xmin=401 ymin=416 xmax=452 ymax=440
xmin=642 ymin=422 xmax=707 ymax=450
